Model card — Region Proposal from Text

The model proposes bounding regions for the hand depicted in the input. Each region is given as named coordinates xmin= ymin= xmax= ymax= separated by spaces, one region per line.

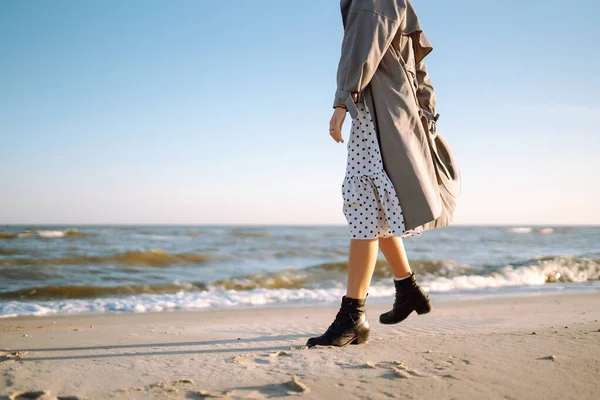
xmin=329 ymin=107 xmax=346 ymax=143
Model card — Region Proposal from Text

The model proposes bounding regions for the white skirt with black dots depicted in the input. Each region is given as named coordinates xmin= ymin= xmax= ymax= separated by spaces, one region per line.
xmin=341 ymin=101 xmax=422 ymax=240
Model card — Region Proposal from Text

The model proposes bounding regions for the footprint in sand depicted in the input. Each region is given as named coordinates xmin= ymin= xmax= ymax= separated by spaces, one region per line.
xmin=228 ymin=353 xmax=256 ymax=364
xmin=1 ymin=351 xmax=28 ymax=361
xmin=268 ymin=350 xmax=291 ymax=358
xmin=112 ymin=378 xmax=194 ymax=397
xmin=538 ymin=355 xmax=556 ymax=361
xmin=393 ymin=368 xmax=412 ymax=379
xmin=377 ymin=361 xmax=434 ymax=379
xmin=9 ymin=391 xmax=48 ymax=400
xmin=442 ymin=374 xmax=459 ymax=380
xmin=286 ymin=376 xmax=310 ymax=393
xmin=9 ymin=390 xmax=80 ymax=400
xmin=191 ymin=389 xmax=231 ymax=398
xmin=200 ymin=376 xmax=310 ymax=399
xmin=150 ymin=379 xmax=194 ymax=389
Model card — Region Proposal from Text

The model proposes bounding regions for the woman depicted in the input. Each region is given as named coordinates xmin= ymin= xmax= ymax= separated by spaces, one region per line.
xmin=307 ymin=0 xmax=460 ymax=347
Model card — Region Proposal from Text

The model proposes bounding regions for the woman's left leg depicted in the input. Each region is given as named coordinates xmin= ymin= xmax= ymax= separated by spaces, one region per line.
xmin=378 ymin=236 xmax=411 ymax=279
xmin=378 ymin=236 xmax=432 ymax=325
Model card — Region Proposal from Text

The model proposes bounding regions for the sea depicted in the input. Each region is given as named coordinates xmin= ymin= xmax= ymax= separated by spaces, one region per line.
xmin=0 ymin=225 xmax=599 ymax=318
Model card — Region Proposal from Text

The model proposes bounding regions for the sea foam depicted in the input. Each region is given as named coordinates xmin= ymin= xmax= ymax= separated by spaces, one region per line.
xmin=1 ymin=257 xmax=598 ymax=318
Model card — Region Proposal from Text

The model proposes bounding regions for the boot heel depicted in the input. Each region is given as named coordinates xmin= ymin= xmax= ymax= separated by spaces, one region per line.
xmin=416 ymin=301 xmax=432 ymax=315
xmin=351 ymin=328 xmax=370 ymax=345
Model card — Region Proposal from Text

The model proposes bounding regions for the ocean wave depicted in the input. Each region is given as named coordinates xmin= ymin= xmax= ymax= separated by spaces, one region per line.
xmin=0 ymin=281 xmax=207 ymax=300
xmin=0 ymin=231 xmax=16 ymax=239
xmin=131 ymin=233 xmax=174 ymax=241
xmin=1 ymin=255 xmax=597 ymax=305
xmin=2 ymin=280 xmax=599 ymax=319
xmin=537 ymin=228 xmax=554 ymax=235
xmin=186 ymin=231 xmax=211 ymax=237
xmin=273 ymin=249 xmax=317 ymax=258
xmin=211 ymin=259 xmax=475 ymax=291
xmin=425 ymin=256 xmax=600 ymax=292
xmin=0 ymin=248 xmax=27 ymax=256
xmin=0 ymin=286 xmax=386 ymax=318
xmin=230 ymin=229 xmax=271 ymax=237
xmin=0 ymin=228 xmax=86 ymax=239
xmin=38 ymin=229 xmax=86 ymax=238
xmin=210 ymin=256 xmax=599 ymax=291
xmin=1 ymin=249 xmax=217 ymax=267
xmin=509 ymin=227 xmax=532 ymax=233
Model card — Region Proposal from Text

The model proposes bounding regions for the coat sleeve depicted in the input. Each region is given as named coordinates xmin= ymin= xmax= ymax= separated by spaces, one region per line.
xmin=333 ymin=6 xmax=399 ymax=119
xmin=415 ymin=58 xmax=439 ymax=133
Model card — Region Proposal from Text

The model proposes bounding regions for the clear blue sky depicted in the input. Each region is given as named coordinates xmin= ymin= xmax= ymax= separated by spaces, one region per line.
xmin=1 ymin=0 xmax=598 ymax=225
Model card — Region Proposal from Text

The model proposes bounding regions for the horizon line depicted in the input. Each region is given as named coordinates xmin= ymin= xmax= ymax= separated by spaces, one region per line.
xmin=1 ymin=223 xmax=599 ymax=228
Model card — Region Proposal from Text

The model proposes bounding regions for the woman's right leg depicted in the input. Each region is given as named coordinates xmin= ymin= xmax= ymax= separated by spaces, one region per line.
xmin=346 ymin=238 xmax=379 ymax=299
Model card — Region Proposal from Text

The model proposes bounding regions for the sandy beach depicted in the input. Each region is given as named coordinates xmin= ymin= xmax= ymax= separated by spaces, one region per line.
xmin=1 ymin=293 xmax=599 ymax=400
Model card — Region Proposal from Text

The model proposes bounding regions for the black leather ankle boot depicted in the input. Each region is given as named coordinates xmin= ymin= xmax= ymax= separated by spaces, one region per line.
xmin=379 ymin=272 xmax=431 ymax=325
xmin=306 ymin=295 xmax=370 ymax=347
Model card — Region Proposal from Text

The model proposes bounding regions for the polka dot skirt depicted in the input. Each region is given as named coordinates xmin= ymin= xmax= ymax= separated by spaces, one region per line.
xmin=341 ymin=101 xmax=422 ymax=240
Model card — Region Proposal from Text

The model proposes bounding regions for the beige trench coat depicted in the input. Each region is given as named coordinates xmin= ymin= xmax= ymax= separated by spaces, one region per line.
xmin=334 ymin=0 xmax=461 ymax=231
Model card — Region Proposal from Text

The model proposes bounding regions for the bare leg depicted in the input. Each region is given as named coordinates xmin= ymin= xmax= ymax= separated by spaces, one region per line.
xmin=346 ymin=238 xmax=379 ymax=299
xmin=378 ymin=236 xmax=411 ymax=279
xmin=306 ymin=238 xmax=374 ymax=347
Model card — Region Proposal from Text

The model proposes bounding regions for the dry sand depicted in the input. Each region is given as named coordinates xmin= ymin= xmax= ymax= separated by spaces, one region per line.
xmin=1 ymin=293 xmax=599 ymax=399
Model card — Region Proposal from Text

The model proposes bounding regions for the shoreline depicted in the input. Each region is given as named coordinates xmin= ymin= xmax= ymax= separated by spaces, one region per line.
xmin=1 ymin=293 xmax=599 ymax=399
xmin=2 ymin=280 xmax=599 ymax=320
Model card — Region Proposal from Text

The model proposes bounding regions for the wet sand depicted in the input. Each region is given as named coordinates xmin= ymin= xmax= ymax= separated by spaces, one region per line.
xmin=1 ymin=293 xmax=599 ymax=399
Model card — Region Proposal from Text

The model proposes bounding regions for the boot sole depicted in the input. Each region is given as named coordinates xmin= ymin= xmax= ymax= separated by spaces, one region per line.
xmin=306 ymin=336 xmax=369 ymax=348
xmin=307 ymin=327 xmax=370 ymax=348
xmin=379 ymin=301 xmax=432 ymax=325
